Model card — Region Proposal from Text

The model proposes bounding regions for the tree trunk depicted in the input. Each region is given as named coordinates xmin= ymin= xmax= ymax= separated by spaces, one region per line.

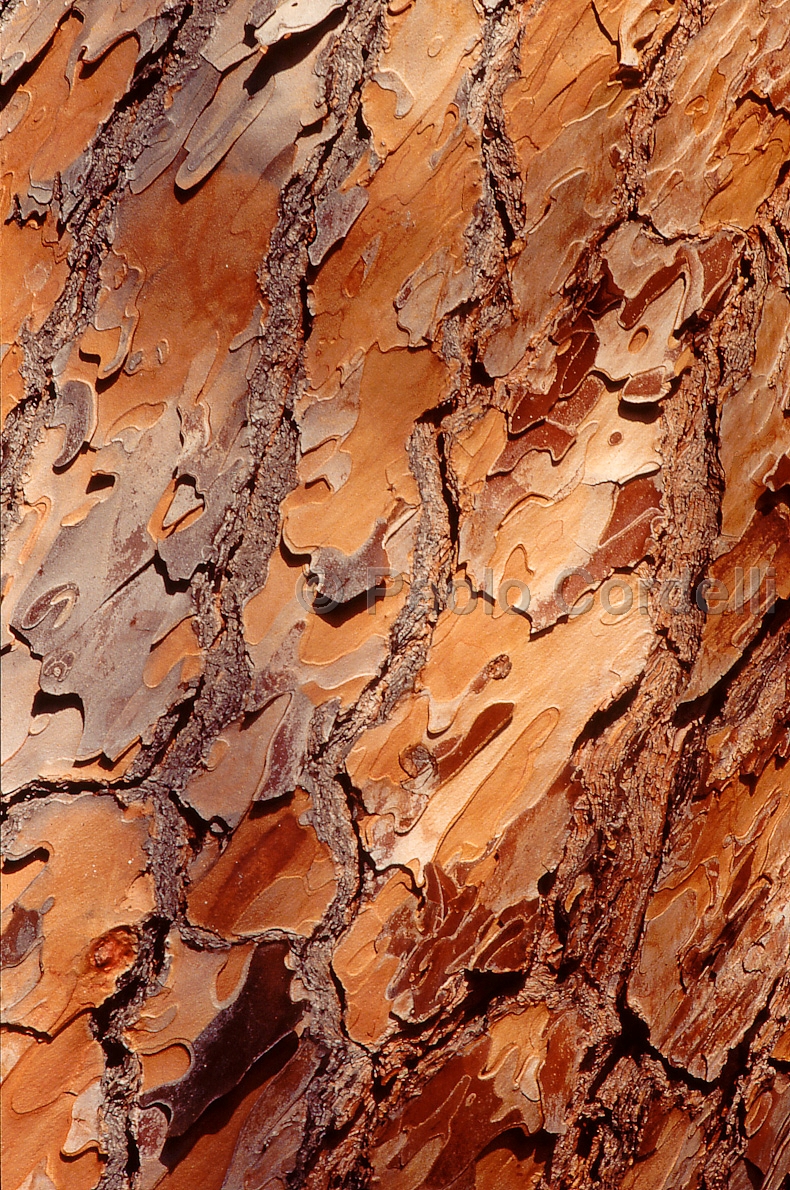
xmin=2 ymin=0 xmax=789 ymax=1188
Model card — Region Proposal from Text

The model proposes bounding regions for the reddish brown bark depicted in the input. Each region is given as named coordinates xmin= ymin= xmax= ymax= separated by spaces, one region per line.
xmin=2 ymin=0 xmax=789 ymax=1188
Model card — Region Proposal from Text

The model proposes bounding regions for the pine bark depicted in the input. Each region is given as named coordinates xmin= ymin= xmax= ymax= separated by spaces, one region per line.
xmin=1 ymin=1 xmax=789 ymax=1189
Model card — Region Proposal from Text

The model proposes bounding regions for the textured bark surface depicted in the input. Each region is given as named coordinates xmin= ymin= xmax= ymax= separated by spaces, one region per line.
xmin=2 ymin=0 xmax=790 ymax=1188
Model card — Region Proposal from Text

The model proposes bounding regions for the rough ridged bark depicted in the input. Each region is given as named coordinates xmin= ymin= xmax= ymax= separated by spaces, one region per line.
xmin=2 ymin=0 xmax=789 ymax=1188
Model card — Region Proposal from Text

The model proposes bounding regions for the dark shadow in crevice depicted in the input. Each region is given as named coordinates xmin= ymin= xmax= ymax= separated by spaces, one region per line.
xmin=158 ymin=1031 xmax=300 ymax=1171
xmin=244 ymin=6 xmax=346 ymax=98
xmin=31 ymin=688 xmax=85 ymax=719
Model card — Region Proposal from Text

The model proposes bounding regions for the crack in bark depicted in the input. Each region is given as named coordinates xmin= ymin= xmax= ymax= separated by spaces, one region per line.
xmin=1 ymin=0 xmax=220 ymax=546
